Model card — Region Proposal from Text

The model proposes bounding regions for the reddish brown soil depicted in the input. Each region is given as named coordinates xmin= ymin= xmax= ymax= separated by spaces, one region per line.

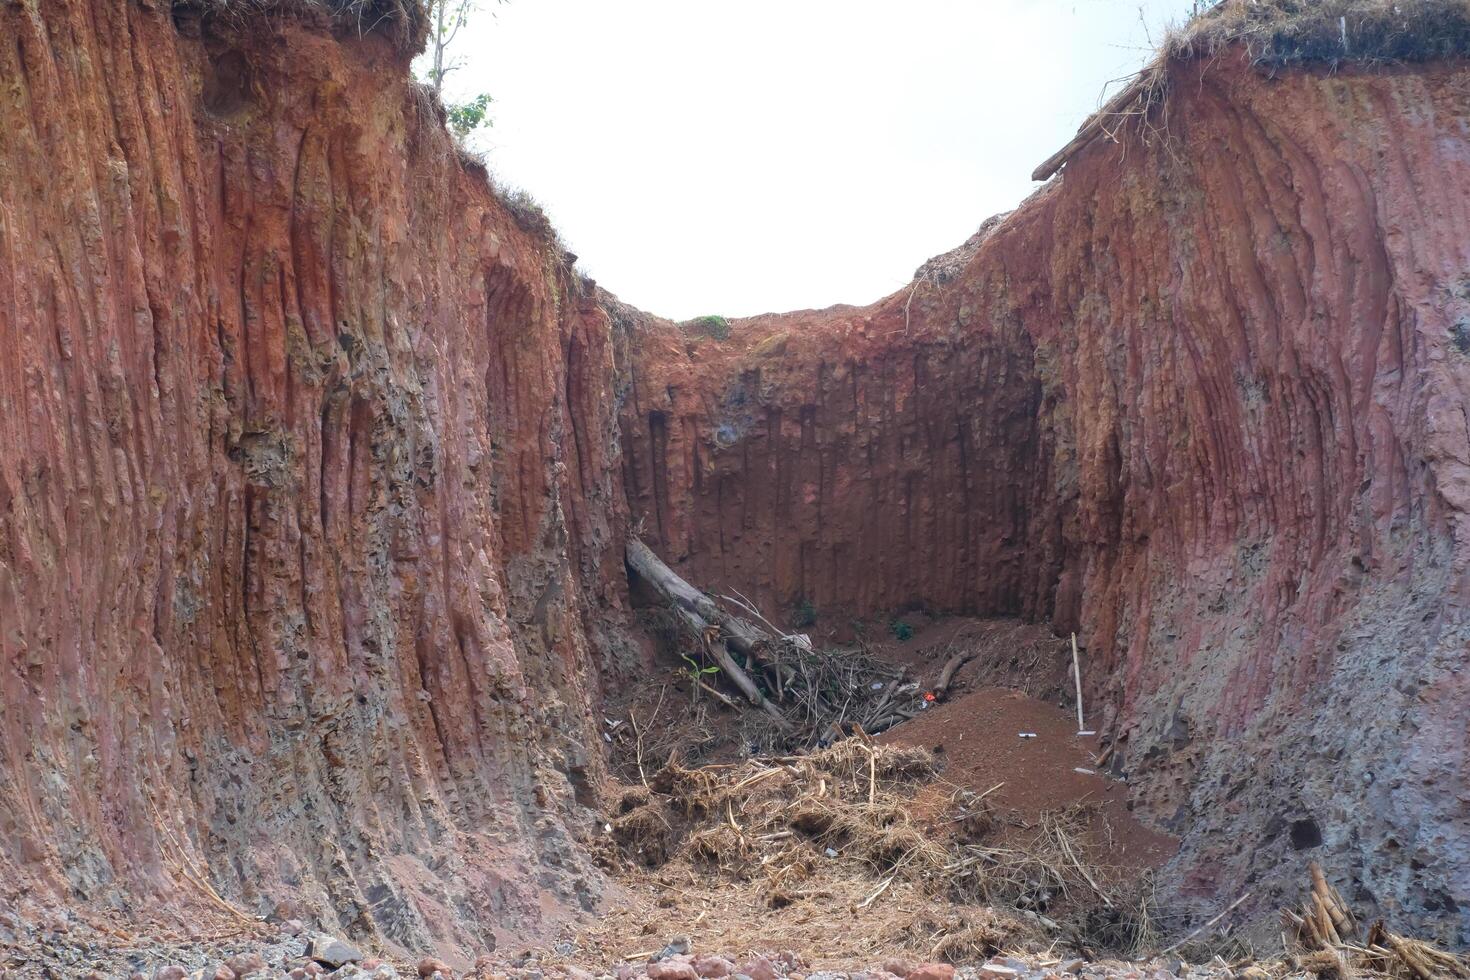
xmin=881 ymin=688 xmax=1176 ymax=874
xmin=859 ymin=616 xmax=1076 ymax=706
xmin=8 ymin=0 xmax=1470 ymax=958
xmin=619 ymin=53 xmax=1470 ymax=943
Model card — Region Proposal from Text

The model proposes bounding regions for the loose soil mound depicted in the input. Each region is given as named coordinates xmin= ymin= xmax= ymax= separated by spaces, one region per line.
xmin=879 ymin=688 xmax=1176 ymax=873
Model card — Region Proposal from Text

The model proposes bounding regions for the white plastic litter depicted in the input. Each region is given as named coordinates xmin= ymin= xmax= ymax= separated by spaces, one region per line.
xmin=1018 ymin=732 xmax=1037 ymax=738
xmin=1073 ymin=767 xmax=1096 ymax=775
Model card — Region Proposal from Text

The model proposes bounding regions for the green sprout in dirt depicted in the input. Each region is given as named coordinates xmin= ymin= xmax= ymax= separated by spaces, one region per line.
xmin=681 ymin=653 xmax=720 ymax=704
xmin=889 ymin=619 xmax=914 ymax=642
xmin=792 ymin=597 xmax=817 ymax=629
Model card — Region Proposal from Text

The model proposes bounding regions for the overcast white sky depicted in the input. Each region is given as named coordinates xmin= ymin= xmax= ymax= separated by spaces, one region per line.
xmin=436 ymin=0 xmax=1200 ymax=320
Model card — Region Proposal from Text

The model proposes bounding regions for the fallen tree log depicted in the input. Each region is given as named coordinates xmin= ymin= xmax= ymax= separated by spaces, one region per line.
xmin=932 ymin=651 xmax=973 ymax=699
xmin=626 ymin=538 xmax=792 ymax=732
xmin=627 ymin=538 xmax=770 ymax=657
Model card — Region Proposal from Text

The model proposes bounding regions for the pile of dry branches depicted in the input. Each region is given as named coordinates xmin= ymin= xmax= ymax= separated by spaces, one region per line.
xmin=602 ymin=736 xmax=1142 ymax=959
xmin=1281 ymin=862 xmax=1469 ymax=979
xmin=627 ymin=539 xmax=923 ymax=750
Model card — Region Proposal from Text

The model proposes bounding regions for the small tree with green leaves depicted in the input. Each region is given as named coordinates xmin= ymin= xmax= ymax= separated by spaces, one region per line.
xmin=446 ymin=92 xmax=493 ymax=138
xmin=421 ymin=0 xmax=504 ymax=139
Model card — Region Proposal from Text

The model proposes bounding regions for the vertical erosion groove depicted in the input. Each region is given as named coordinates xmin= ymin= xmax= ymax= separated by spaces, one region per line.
xmin=0 ymin=0 xmax=633 ymax=961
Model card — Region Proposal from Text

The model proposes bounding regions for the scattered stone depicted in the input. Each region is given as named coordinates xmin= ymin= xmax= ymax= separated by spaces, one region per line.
xmin=1056 ymin=961 xmax=1085 ymax=975
xmin=881 ymin=961 xmax=913 ymax=979
xmin=737 ymin=958 xmax=780 ymax=980
xmin=903 ymin=965 xmax=954 ymax=980
xmin=419 ymin=957 xmax=455 ymax=977
xmin=692 ymin=955 xmax=735 ymax=978
xmin=226 ymin=952 xmax=266 ymax=978
xmin=307 ymin=935 xmax=363 ymax=968
xmin=648 ymin=960 xmax=699 ymax=980
xmin=653 ymin=938 xmax=691 ymax=961
xmin=154 ymin=967 xmax=188 ymax=980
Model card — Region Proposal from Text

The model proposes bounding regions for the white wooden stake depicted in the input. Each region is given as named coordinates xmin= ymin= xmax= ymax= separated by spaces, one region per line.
xmin=1071 ymin=632 xmax=1085 ymax=732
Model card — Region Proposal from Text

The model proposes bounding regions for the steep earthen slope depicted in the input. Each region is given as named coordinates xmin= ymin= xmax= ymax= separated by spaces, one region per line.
xmin=620 ymin=55 xmax=1470 ymax=943
xmin=0 ymin=0 xmax=636 ymax=959
xmin=5 ymin=0 xmax=1470 ymax=959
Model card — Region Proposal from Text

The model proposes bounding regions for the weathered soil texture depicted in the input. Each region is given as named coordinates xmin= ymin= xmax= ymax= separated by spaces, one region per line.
xmin=6 ymin=0 xmax=1470 ymax=964
xmin=881 ymin=688 xmax=1177 ymax=875
xmin=619 ymin=55 xmax=1470 ymax=943
xmin=0 ymin=0 xmax=640 ymax=962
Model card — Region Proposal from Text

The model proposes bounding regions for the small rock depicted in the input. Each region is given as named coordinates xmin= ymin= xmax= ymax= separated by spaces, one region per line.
xmin=648 ymin=962 xmax=698 ymax=980
xmin=615 ymin=966 xmax=639 ymax=980
xmin=281 ymin=920 xmax=307 ymax=937
xmin=652 ymin=939 xmax=691 ymax=962
xmin=881 ymin=962 xmax=913 ymax=979
xmin=1056 ymin=961 xmax=1085 ymax=976
xmin=903 ymin=966 xmax=954 ymax=980
xmin=154 ymin=968 xmax=189 ymax=980
xmin=977 ymin=966 xmax=1018 ymax=979
xmin=226 ymin=953 xmax=266 ymax=978
xmin=419 ymin=958 xmax=455 ymax=978
xmin=775 ymin=955 xmax=802 ymax=972
xmin=562 ymin=967 xmax=597 ymax=980
xmin=692 ymin=956 xmax=735 ymax=979
xmin=736 ymin=959 xmax=780 ymax=980
xmin=308 ymin=936 xmax=363 ymax=968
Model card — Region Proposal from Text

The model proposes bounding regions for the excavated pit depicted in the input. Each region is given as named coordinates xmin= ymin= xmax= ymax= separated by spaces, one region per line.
xmin=3 ymin=0 xmax=1470 ymax=974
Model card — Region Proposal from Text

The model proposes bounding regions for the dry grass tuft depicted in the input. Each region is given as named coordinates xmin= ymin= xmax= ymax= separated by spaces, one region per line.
xmin=603 ymin=740 xmax=1129 ymax=955
xmin=883 ymin=908 xmax=1019 ymax=965
xmin=171 ymin=0 xmax=427 ymax=53
xmin=1166 ymin=0 xmax=1470 ymax=69
xmin=610 ymin=795 xmax=678 ymax=868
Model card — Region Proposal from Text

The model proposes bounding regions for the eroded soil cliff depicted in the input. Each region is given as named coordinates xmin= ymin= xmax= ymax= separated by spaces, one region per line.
xmin=620 ymin=54 xmax=1470 ymax=944
xmin=4 ymin=0 xmax=1470 ymax=966
xmin=1 ymin=0 xmax=637 ymax=961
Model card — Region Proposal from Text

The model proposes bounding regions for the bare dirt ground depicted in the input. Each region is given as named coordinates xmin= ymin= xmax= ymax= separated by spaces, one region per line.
xmin=8 ymin=617 xmax=1464 ymax=979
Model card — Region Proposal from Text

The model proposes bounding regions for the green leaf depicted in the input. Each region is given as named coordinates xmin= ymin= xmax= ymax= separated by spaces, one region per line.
xmin=446 ymin=92 xmax=493 ymax=138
